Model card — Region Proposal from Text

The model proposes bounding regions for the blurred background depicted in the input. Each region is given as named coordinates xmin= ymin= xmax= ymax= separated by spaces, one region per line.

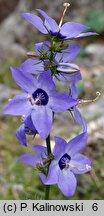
xmin=0 ymin=0 xmax=104 ymax=200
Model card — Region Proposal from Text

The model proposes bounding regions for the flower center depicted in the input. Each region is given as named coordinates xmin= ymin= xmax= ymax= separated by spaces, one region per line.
xmin=58 ymin=153 xmax=92 ymax=172
xmin=58 ymin=153 xmax=71 ymax=170
xmin=32 ymin=88 xmax=49 ymax=106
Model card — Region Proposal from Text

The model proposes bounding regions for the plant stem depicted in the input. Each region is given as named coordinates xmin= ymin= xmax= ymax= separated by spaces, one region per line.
xmin=46 ymin=134 xmax=51 ymax=155
xmin=45 ymin=185 xmax=50 ymax=200
xmin=45 ymin=134 xmax=51 ymax=200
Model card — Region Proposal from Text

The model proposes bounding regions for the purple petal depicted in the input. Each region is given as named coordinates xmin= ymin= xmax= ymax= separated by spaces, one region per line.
xmin=45 ymin=160 xmax=60 ymax=184
xmin=17 ymin=154 xmax=37 ymax=168
xmin=66 ymin=132 xmax=88 ymax=156
xmin=57 ymin=63 xmax=80 ymax=73
xmin=16 ymin=124 xmax=27 ymax=146
xmin=34 ymin=42 xmax=44 ymax=52
xmin=32 ymin=145 xmax=47 ymax=159
xmin=49 ymin=92 xmax=77 ymax=112
xmin=70 ymin=82 xmax=78 ymax=99
xmin=58 ymin=170 xmax=77 ymax=196
xmin=76 ymin=32 xmax=98 ymax=38
xmin=55 ymin=44 xmax=80 ymax=63
xmin=21 ymin=59 xmax=44 ymax=74
xmin=10 ymin=67 xmax=37 ymax=93
xmin=37 ymin=9 xmax=59 ymax=34
xmin=70 ymin=153 xmax=92 ymax=174
xmin=60 ymin=22 xmax=89 ymax=39
xmin=53 ymin=137 xmax=67 ymax=159
xmin=21 ymin=13 xmax=48 ymax=34
xmin=24 ymin=115 xmax=37 ymax=133
xmin=73 ymin=107 xmax=87 ymax=132
xmin=31 ymin=107 xmax=52 ymax=139
xmin=39 ymin=173 xmax=47 ymax=184
xmin=3 ymin=94 xmax=31 ymax=116
xmin=56 ymin=72 xmax=82 ymax=82
xmin=62 ymin=44 xmax=81 ymax=62
xmin=35 ymin=41 xmax=50 ymax=53
xmin=37 ymin=71 xmax=56 ymax=93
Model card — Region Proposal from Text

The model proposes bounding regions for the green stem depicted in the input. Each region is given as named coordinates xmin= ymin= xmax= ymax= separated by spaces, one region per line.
xmin=45 ymin=134 xmax=51 ymax=200
xmin=45 ymin=185 xmax=50 ymax=200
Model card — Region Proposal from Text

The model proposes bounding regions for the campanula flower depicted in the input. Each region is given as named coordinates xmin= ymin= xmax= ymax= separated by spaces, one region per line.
xmin=18 ymin=133 xmax=91 ymax=197
xmin=16 ymin=115 xmax=37 ymax=146
xmin=21 ymin=9 xmax=97 ymax=40
xmin=4 ymin=68 xmax=77 ymax=139
xmin=45 ymin=133 xmax=91 ymax=196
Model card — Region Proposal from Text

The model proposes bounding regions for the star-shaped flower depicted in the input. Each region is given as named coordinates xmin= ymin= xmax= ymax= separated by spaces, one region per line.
xmin=17 ymin=133 xmax=91 ymax=197
xmin=4 ymin=68 xmax=77 ymax=138
xmin=21 ymin=9 xmax=98 ymax=39
xmin=45 ymin=133 xmax=91 ymax=196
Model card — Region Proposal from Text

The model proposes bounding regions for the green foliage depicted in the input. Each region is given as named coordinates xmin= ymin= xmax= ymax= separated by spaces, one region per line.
xmin=86 ymin=9 xmax=104 ymax=33
xmin=0 ymin=58 xmax=24 ymax=88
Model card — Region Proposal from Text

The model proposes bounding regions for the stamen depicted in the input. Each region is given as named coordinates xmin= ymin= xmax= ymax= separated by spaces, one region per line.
xmin=69 ymin=163 xmax=91 ymax=171
xmin=8 ymin=98 xmax=12 ymax=102
xmin=86 ymin=164 xmax=92 ymax=170
xmin=79 ymin=91 xmax=101 ymax=105
xmin=37 ymin=92 xmax=45 ymax=100
xmin=61 ymin=158 xmax=67 ymax=165
xmin=27 ymin=95 xmax=35 ymax=105
xmin=34 ymin=97 xmax=41 ymax=105
xmin=59 ymin=3 xmax=70 ymax=28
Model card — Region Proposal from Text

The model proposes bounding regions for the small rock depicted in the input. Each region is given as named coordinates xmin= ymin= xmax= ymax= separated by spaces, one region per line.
xmin=85 ymin=44 xmax=104 ymax=64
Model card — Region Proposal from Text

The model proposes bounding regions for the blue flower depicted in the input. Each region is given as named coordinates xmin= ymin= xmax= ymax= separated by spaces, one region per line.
xmin=45 ymin=134 xmax=91 ymax=196
xmin=3 ymin=68 xmax=77 ymax=139
xmin=17 ymin=133 xmax=92 ymax=197
xmin=16 ymin=115 xmax=37 ymax=146
xmin=21 ymin=9 xmax=98 ymax=39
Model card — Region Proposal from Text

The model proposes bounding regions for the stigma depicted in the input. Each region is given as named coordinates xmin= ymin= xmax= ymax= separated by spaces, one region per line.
xmin=59 ymin=3 xmax=70 ymax=28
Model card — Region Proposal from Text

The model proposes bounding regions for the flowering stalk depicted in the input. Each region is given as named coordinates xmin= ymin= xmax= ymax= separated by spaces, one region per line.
xmin=3 ymin=2 xmax=99 ymax=199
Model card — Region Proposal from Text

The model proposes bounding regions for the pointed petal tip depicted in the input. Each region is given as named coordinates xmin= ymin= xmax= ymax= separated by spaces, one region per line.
xmin=3 ymin=107 xmax=8 ymax=115
xmin=36 ymin=8 xmax=41 ymax=12
xmin=20 ymin=12 xmax=29 ymax=18
xmin=16 ymin=133 xmax=27 ymax=147
xmin=10 ymin=66 xmax=21 ymax=74
xmin=20 ymin=11 xmax=48 ymax=34
xmin=10 ymin=66 xmax=16 ymax=72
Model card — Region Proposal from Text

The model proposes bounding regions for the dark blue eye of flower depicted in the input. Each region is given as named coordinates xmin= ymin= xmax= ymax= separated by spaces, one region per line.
xmin=49 ymin=30 xmax=66 ymax=39
xmin=58 ymin=153 xmax=71 ymax=170
xmin=49 ymin=31 xmax=58 ymax=36
xmin=32 ymin=88 xmax=49 ymax=106
xmin=57 ymin=32 xmax=66 ymax=39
